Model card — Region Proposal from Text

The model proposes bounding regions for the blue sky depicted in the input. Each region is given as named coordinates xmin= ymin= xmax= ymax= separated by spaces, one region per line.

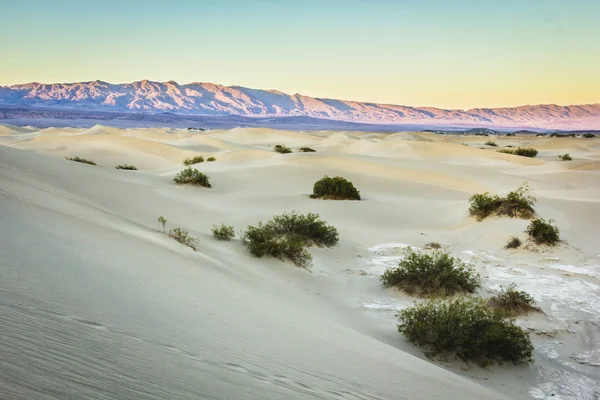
xmin=1 ymin=0 xmax=598 ymax=108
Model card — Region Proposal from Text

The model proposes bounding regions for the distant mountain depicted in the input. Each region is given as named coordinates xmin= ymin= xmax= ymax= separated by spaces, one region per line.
xmin=1 ymin=80 xmax=598 ymax=129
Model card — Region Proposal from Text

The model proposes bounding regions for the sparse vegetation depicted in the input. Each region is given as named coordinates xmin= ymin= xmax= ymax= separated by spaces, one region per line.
xmin=274 ymin=144 xmax=292 ymax=154
xmin=173 ymin=167 xmax=211 ymax=187
xmin=211 ymin=224 xmax=235 ymax=241
xmin=66 ymin=156 xmax=97 ymax=165
xmin=505 ymin=236 xmax=522 ymax=249
xmin=497 ymin=147 xmax=538 ymax=158
xmin=310 ymin=176 xmax=361 ymax=200
xmin=158 ymin=216 xmax=167 ymax=232
xmin=487 ymin=284 xmax=540 ymax=317
xmin=526 ymin=218 xmax=560 ymax=246
xmin=505 ymin=133 xmax=515 ymax=137
xmin=497 ymin=148 xmax=515 ymax=155
xmin=115 ymin=164 xmax=137 ymax=170
xmin=582 ymin=133 xmax=596 ymax=139
xmin=424 ymin=242 xmax=441 ymax=250
xmin=168 ymin=227 xmax=198 ymax=251
xmin=299 ymin=147 xmax=316 ymax=152
xmin=558 ymin=153 xmax=572 ymax=161
xmin=183 ymin=156 xmax=205 ymax=166
xmin=469 ymin=184 xmax=536 ymax=221
xmin=207 ymin=156 xmax=216 ymax=162
xmin=550 ymin=133 xmax=576 ymax=138
xmin=397 ymin=297 xmax=534 ymax=366
xmin=241 ymin=211 xmax=339 ymax=268
xmin=485 ymin=141 xmax=498 ymax=147
xmin=380 ymin=247 xmax=481 ymax=297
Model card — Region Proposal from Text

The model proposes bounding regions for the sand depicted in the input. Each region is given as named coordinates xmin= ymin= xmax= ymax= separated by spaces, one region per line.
xmin=1 ymin=125 xmax=599 ymax=399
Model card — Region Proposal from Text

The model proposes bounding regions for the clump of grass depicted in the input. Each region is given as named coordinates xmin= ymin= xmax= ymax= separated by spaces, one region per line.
xmin=168 ymin=227 xmax=198 ymax=251
xmin=173 ymin=167 xmax=211 ymax=187
xmin=469 ymin=184 xmax=536 ymax=221
xmin=487 ymin=284 xmax=540 ymax=317
xmin=398 ymin=297 xmax=534 ymax=366
xmin=66 ymin=156 xmax=96 ymax=165
xmin=380 ymin=247 xmax=481 ymax=297
xmin=206 ymin=156 xmax=216 ymax=162
xmin=241 ymin=211 xmax=339 ymax=268
xmin=183 ymin=156 xmax=205 ymax=166
xmin=424 ymin=242 xmax=441 ymax=250
xmin=211 ymin=224 xmax=235 ymax=241
xmin=299 ymin=147 xmax=316 ymax=152
xmin=526 ymin=218 xmax=560 ymax=245
xmin=497 ymin=147 xmax=538 ymax=158
xmin=310 ymin=176 xmax=361 ymax=200
xmin=158 ymin=216 xmax=167 ymax=232
xmin=582 ymin=133 xmax=596 ymax=139
xmin=115 ymin=164 xmax=137 ymax=170
xmin=504 ymin=236 xmax=522 ymax=249
xmin=274 ymin=144 xmax=292 ymax=154
xmin=558 ymin=153 xmax=572 ymax=161
xmin=485 ymin=141 xmax=498 ymax=147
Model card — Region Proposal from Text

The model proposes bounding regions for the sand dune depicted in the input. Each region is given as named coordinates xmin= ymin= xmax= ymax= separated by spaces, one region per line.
xmin=1 ymin=125 xmax=599 ymax=399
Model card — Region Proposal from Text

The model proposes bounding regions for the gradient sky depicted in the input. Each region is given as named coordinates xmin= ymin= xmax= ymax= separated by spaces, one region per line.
xmin=1 ymin=0 xmax=599 ymax=109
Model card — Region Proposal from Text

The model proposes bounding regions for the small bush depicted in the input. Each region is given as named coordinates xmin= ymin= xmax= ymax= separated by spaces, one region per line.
xmin=398 ymin=297 xmax=534 ymax=366
xmin=513 ymin=147 xmax=538 ymax=158
xmin=241 ymin=211 xmax=339 ymax=268
xmin=115 ymin=164 xmax=137 ymax=170
xmin=497 ymin=148 xmax=515 ymax=155
xmin=183 ymin=156 xmax=205 ymax=166
xmin=66 ymin=156 xmax=96 ymax=165
xmin=299 ymin=147 xmax=316 ymax=152
xmin=207 ymin=156 xmax=216 ymax=162
xmin=582 ymin=133 xmax=595 ymax=139
xmin=526 ymin=218 xmax=560 ymax=245
xmin=558 ymin=153 xmax=572 ymax=161
xmin=168 ymin=227 xmax=198 ymax=251
xmin=274 ymin=144 xmax=292 ymax=154
xmin=506 ymin=133 xmax=515 ymax=137
xmin=173 ymin=167 xmax=211 ymax=187
xmin=488 ymin=284 xmax=540 ymax=317
xmin=211 ymin=224 xmax=235 ymax=241
xmin=310 ymin=176 xmax=361 ymax=200
xmin=158 ymin=216 xmax=167 ymax=232
xmin=485 ymin=141 xmax=498 ymax=147
xmin=424 ymin=242 xmax=441 ymax=250
xmin=505 ymin=236 xmax=522 ymax=249
xmin=469 ymin=184 xmax=536 ymax=221
xmin=380 ymin=248 xmax=481 ymax=297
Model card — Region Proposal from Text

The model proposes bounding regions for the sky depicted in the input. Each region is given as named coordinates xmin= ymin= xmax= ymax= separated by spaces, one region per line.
xmin=1 ymin=0 xmax=599 ymax=109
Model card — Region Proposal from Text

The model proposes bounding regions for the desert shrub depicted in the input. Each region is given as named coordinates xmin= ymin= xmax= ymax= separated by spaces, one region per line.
xmin=558 ymin=153 xmax=572 ymax=161
xmin=469 ymin=184 xmax=535 ymax=221
xmin=487 ymin=284 xmax=539 ymax=317
xmin=211 ymin=224 xmax=235 ymax=241
xmin=168 ymin=227 xmax=198 ymax=251
xmin=505 ymin=133 xmax=515 ymax=137
xmin=497 ymin=148 xmax=515 ymax=155
xmin=380 ymin=247 xmax=481 ymax=297
xmin=582 ymin=133 xmax=595 ymax=138
xmin=158 ymin=216 xmax=167 ymax=232
xmin=550 ymin=133 xmax=576 ymax=138
xmin=299 ymin=147 xmax=316 ymax=152
xmin=274 ymin=144 xmax=292 ymax=154
xmin=241 ymin=211 xmax=338 ymax=268
xmin=310 ymin=176 xmax=361 ymax=200
xmin=497 ymin=147 xmax=538 ymax=158
xmin=115 ymin=164 xmax=137 ymax=170
xmin=183 ymin=156 xmax=205 ymax=166
xmin=504 ymin=236 xmax=522 ymax=249
xmin=424 ymin=242 xmax=441 ymax=250
xmin=206 ymin=156 xmax=216 ymax=162
xmin=173 ymin=167 xmax=211 ymax=187
xmin=398 ymin=297 xmax=534 ymax=366
xmin=526 ymin=218 xmax=560 ymax=245
xmin=66 ymin=156 xmax=96 ymax=165
xmin=485 ymin=141 xmax=498 ymax=147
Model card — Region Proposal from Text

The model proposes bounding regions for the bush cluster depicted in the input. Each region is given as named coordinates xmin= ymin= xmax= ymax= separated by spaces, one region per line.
xmin=550 ymin=133 xmax=576 ymax=138
xmin=497 ymin=147 xmax=538 ymax=158
xmin=310 ymin=176 xmax=361 ymax=200
xmin=558 ymin=153 xmax=572 ymax=161
xmin=526 ymin=218 xmax=560 ymax=245
xmin=115 ymin=164 xmax=137 ymax=170
xmin=487 ymin=284 xmax=540 ymax=317
xmin=173 ymin=168 xmax=211 ymax=187
xmin=469 ymin=184 xmax=536 ymax=221
xmin=66 ymin=156 xmax=97 ymax=165
xmin=485 ymin=141 xmax=498 ymax=147
xmin=207 ymin=156 xmax=217 ymax=162
xmin=183 ymin=156 xmax=205 ymax=166
xmin=211 ymin=224 xmax=235 ymax=241
xmin=582 ymin=133 xmax=595 ymax=138
xmin=299 ymin=147 xmax=316 ymax=152
xmin=274 ymin=144 xmax=292 ymax=154
xmin=380 ymin=247 xmax=481 ymax=297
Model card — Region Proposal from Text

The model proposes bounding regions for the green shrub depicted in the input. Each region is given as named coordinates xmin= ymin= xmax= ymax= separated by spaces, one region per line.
xmin=487 ymin=284 xmax=540 ymax=317
xmin=241 ymin=211 xmax=339 ymax=268
xmin=469 ymin=184 xmax=536 ymax=221
xmin=168 ymin=227 xmax=198 ymax=251
xmin=211 ymin=224 xmax=235 ymax=241
xmin=274 ymin=144 xmax=292 ymax=154
xmin=485 ymin=141 xmax=498 ymax=147
xmin=158 ymin=216 xmax=167 ymax=232
xmin=380 ymin=247 xmax=481 ymax=297
xmin=558 ymin=153 xmax=572 ymax=161
xmin=115 ymin=164 xmax=137 ymax=170
xmin=526 ymin=218 xmax=560 ymax=245
xmin=497 ymin=148 xmax=515 ymax=155
xmin=582 ymin=133 xmax=595 ymax=138
xmin=497 ymin=147 xmax=538 ymax=158
xmin=504 ymin=236 xmax=522 ymax=249
xmin=183 ymin=156 xmax=205 ymax=166
xmin=173 ymin=167 xmax=211 ymax=187
xmin=299 ymin=147 xmax=316 ymax=152
xmin=398 ymin=297 xmax=533 ymax=366
xmin=66 ymin=156 xmax=96 ymax=165
xmin=310 ymin=176 xmax=361 ymax=200
xmin=207 ymin=156 xmax=216 ymax=162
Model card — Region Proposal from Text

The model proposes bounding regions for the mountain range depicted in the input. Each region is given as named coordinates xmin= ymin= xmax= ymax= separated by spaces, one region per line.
xmin=1 ymin=80 xmax=598 ymax=129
